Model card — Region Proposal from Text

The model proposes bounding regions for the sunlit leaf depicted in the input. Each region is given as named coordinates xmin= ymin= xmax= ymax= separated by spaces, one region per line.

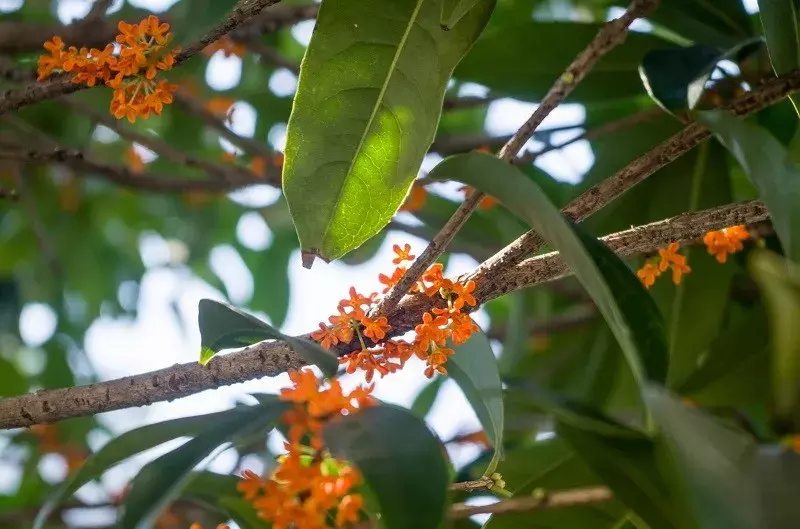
xmin=283 ymin=0 xmax=495 ymax=263
xmin=323 ymin=405 xmax=450 ymax=529
xmin=197 ymin=299 xmax=338 ymax=376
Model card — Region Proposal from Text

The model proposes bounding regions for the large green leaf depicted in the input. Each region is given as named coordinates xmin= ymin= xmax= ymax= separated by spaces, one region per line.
xmin=410 ymin=375 xmax=444 ymax=418
xmin=446 ymin=325 xmax=504 ymax=475
xmin=197 ymin=298 xmax=338 ymax=376
xmin=429 ymin=152 xmax=668 ymax=391
xmin=282 ymin=0 xmax=495 ymax=263
xmin=441 ymin=0 xmax=484 ymax=29
xmin=323 ymin=405 xmax=450 ymax=529
xmin=120 ymin=398 xmax=289 ymax=529
xmin=750 ymin=250 xmax=800 ymax=431
xmin=556 ymin=422 xmax=685 ymax=529
xmin=639 ymin=44 xmax=722 ymax=111
xmin=697 ymin=111 xmax=800 ymax=262
xmin=34 ymin=409 xmax=247 ymax=529
xmin=644 ymin=386 xmax=760 ymax=529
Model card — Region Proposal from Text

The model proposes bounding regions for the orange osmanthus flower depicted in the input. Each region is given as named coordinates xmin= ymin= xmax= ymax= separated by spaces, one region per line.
xmin=37 ymin=16 xmax=179 ymax=122
xmin=637 ymin=241 xmax=691 ymax=288
xmin=399 ymin=185 xmax=427 ymax=213
xmin=392 ymin=243 xmax=415 ymax=264
xmin=703 ymin=224 xmax=749 ymax=263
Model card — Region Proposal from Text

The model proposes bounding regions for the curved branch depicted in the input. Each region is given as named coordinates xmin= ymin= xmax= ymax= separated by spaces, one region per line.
xmin=0 ymin=199 xmax=769 ymax=429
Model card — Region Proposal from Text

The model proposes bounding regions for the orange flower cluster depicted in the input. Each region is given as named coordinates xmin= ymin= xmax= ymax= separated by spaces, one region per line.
xmin=237 ymin=369 xmax=373 ymax=528
xmin=37 ymin=16 xmax=178 ymax=122
xmin=202 ymin=36 xmax=247 ymax=58
xmin=311 ymin=243 xmax=479 ymax=380
xmin=188 ymin=524 xmax=230 ymax=529
xmin=637 ymin=242 xmax=691 ymax=288
xmin=399 ymin=185 xmax=427 ymax=213
xmin=703 ymin=225 xmax=749 ymax=263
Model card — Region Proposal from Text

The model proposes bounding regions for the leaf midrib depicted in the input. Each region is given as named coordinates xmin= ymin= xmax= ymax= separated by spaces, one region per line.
xmin=318 ymin=0 xmax=426 ymax=247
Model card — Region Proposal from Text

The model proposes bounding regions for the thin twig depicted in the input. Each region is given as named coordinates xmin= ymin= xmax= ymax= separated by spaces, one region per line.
xmin=449 ymin=486 xmax=613 ymax=519
xmin=375 ymin=0 xmax=661 ymax=315
xmin=450 ymin=478 xmax=494 ymax=493
xmin=0 ymin=199 xmax=769 ymax=429
xmin=62 ymin=97 xmax=258 ymax=183
xmin=0 ymin=0 xmax=283 ymax=115
xmin=0 ymin=146 xmax=242 ymax=193
xmin=473 ymin=67 xmax=800 ymax=289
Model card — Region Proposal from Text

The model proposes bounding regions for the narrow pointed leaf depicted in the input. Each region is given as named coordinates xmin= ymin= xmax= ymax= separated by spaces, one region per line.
xmin=639 ymin=45 xmax=722 ymax=111
xmin=750 ymin=250 xmax=800 ymax=431
xmin=323 ymin=405 xmax=450 ymax=529
xmin=34 ymin=409 xmax=245 ymax=529
xmin=198 ymin=299 xmax=338 ymax=376
xmin=758 ymin=0 xmax=800 ymax=75
xmin=282 ymin=0 xmax=495 ymax=263
xmin=644 ymin=386 xmax=760 ymax=529
xmin=446 ymin=324 xmax=504 ymax=474
xmin=697 ymin=110 xmax=800 ymax=262
xmin=429 ymin=153 xmax=668 ymax=390
xmin=410 ymin=375 xmax=445 ymax=418
xmin=120 ymin=398 xmax=289 ymax=529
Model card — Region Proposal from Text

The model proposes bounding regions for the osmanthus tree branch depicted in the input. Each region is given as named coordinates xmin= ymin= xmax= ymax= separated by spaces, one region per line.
xmin=449 ymin=486 xmax=614 ymax=519
xmin=0 ymin=0 xmax=284 ymax=116
xmin=0 ymin=146 xmax=246 ymax=193
xmin=375 ymin=0 xmax=662 ymax=315
xmin=0 ymin=199 xmax=769 ymax=429
xmin=474 ymin=68 xmax=800 ymax=290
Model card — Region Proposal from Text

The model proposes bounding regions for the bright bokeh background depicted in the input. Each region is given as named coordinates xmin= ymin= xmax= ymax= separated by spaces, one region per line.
xmin=0 ymin=0 xmax=762 ymax=526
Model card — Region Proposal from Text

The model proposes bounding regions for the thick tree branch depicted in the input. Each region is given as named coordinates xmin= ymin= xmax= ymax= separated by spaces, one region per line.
xmin=0 ymin=0 xmax=283 ymax=116
xmin=0 ymin=200 xmax=768 ymax=429
xmin=449 ymin=486 xmax=613 ymax=518
xmin=375 ymin=0 xmax=661 ymax=315
xmin=475 ymin=68 xmax=800 ymax=286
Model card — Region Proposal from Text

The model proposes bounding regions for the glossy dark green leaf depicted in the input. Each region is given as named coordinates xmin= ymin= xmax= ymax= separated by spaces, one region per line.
xmin=410 ymin=375 xmax=444 ymax=418
xmin=639 ymin=45 xmax=722 ymax=111
xmin=446 ymin=325 xmax=504 ymax=474
xmin=750 ymin=250 xmax=800 ymax=431
xmin=556 ymin=422 xmax=684 ymax=529
xmin=282 ymin=0 xmax=495 ymax=263
xmin=323 ymin=405 xmax=449 ymax=529
xmin=429 ymin=152 xmax=668 ymax=390
xmin=697 ymin=110 xmax=800 ymax=262
xmin=34 ymin=409 xmax=245 ymax=529
xmin=665 ymin=141 xmax=736 ymax=388
xmin=120 ymin=398 xmax=289 ymax=529
xmin=197 ymin=299 xmax=338 ymax=376
xmin=644 ymin=386 xmax=760 ymax=529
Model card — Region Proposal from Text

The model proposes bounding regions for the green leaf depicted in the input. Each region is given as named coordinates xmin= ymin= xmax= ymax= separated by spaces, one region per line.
xmin=446 ymin=324 xmax=504 ymax=475
xmin=323 ymin=405 xmax=450 ymax=529
xmin=639 ymin=45 xmax=722 ymax=111
xmin=34 ymin=409 xmax=245 ymax=529
xmin=697 ymin=110 xmax=800 ymax=262
xmin=758 ymin=0 xmax=800 ymax=75
xmin=556 ymin=422 xmax=684 ymax=529
xmin=755 ymin=445 xmax=800 ymax=528
xmin=749 ymin=250 xmax=800 ymax=431
xmin=441 ymin=0 xmax=484 ymax=29
xmin=218 ymin=496 xmax=271 ymax=528
xmin=198 ymin=299 xmax=338 ymax=376
xmin=410 ymin=375 xmax=444 ymax=418
xmin=429 ymin=152 xmax=668 ymax=391
xmin=644 ymin=386 xmax=760 ymax=529
xmin=120 ymin=398 xmax=289 ymax=529
xmin=282 ymin=0 xmax=495 ymax=263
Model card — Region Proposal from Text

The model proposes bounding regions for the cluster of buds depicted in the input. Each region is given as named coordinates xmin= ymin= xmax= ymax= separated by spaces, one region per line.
xmin=37 ymin=16 xmax=178 ymax=122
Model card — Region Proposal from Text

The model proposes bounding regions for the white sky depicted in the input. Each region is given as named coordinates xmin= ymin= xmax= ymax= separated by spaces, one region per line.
xmin=1 ymin=0 xmax=762 ymax=525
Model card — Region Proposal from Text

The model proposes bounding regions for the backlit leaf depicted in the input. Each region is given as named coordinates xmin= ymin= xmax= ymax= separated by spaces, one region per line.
xmin=283 ymin=0 xmax=495 ymax=263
